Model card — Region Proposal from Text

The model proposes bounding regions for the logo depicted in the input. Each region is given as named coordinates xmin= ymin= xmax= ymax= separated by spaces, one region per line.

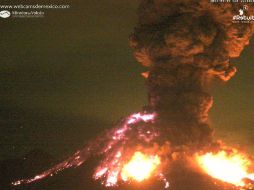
xmin=239 ymin=9 xmax=244 ymax=16
xmin=233 ymin=5 xmax=254 ymax=23
xmin=0 ymin=10 xmax=11 ymax=18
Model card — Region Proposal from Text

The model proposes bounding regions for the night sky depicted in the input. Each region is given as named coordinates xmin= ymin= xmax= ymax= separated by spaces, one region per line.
xmin=0 ymin=0 xmax=254 ymax=161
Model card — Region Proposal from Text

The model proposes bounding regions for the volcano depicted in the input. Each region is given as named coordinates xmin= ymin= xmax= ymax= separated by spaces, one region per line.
xmin=13 ymin=1 xmax=254 ymax=190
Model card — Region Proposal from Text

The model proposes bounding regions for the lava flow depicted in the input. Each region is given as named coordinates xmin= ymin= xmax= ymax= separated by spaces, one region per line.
xmin=12 ymin=0 xmax=254 ymax=190
xmin=121 ymin=151 xmax=160 ymax=182
xmin=196 ymin=150 xmax=254 ymax=187
xmin=13 ymin=112 xmax=171 ymax=188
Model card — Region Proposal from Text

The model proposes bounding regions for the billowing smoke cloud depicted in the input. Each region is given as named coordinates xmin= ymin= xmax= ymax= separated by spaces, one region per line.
xmin=12 ymin=1 xmax=254 ymax=189
xmin=130 ymin=0 xmax=254 ymax=146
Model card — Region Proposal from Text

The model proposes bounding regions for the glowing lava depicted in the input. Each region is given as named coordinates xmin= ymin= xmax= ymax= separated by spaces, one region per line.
xmin=121 ymin=151 xmax=161 ymax=182
xmin=196 ymin=150 xmax=254 ymax=187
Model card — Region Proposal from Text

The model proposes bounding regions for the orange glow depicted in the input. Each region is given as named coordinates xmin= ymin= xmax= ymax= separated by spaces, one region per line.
xmin=121 ymin=152 xmax=160 ymax=182
xmin=196 ymin=151 xmax=254 ymax=187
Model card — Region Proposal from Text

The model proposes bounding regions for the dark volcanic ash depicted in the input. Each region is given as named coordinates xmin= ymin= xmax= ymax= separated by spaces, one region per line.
xmin=130 ymin=0 xmax=254 ymax=146
xmin=12 ymin=1 xmax=254 ymax=189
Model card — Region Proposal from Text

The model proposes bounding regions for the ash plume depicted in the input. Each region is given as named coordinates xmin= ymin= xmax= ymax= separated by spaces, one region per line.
xmin=130 ymin=0 xmax=254 ymax=146
xmin=12 ymin=1 xmax=254 ymax=189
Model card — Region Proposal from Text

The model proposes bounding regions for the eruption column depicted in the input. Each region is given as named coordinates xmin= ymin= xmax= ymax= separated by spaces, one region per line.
xmin=12 ymin=1 xmax=254 ymax=189
xmin=130 ymin=0 xmax=254 ymax=145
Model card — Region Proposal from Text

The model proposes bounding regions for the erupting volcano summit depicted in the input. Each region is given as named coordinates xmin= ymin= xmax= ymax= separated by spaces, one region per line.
xmin=13 ymin=1 xmax=254 ymax=190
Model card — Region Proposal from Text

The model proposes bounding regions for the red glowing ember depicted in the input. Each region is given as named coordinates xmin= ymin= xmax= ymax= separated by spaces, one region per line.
xmin=196 ymin=150 xmax=254 ymax=187
xmin=121 ymin=151 xmax=161 ymax=182
xmin=11 ymin=1 xmax=254 ymax=190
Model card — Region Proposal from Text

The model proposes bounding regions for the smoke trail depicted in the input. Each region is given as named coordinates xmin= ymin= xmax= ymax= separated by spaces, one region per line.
xmin=130 ymin=0 xmax=254 ymax=145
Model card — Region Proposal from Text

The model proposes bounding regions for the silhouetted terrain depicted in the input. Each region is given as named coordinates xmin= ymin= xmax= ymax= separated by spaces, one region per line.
xmin=0 ymin=150 xmax=239 ymax=190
